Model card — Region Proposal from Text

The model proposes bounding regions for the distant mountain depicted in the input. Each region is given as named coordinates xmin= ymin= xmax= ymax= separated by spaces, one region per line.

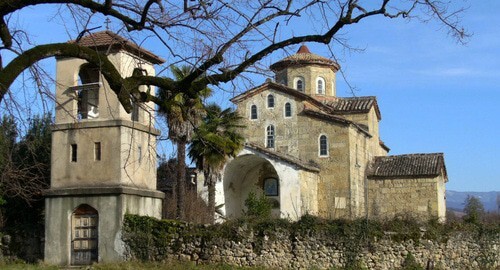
xmin=446 ymin=190 xmax=499 ymax=212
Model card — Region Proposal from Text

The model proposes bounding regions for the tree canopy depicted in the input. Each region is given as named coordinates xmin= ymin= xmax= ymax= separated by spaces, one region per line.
xmin=463 ymin=195 xmax=485 ymax=224
xmin=0 ymin=0 xmax=469 ymax=114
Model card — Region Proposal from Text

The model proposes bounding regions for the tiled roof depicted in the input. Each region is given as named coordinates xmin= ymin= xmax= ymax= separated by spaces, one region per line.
xmin=245 ymin=142 xmax=320 ymax=172
xmin=71 ymin=30 xmax=165 ymax=64
xmin=379 ymin=140 xmax=390 ymax=152
xmin=302 ymin=109 xmax=372 ymax=137
xmin=368 ymin=153 xmax=447 ymax=180
xmin=270 ymin=45 xmax=340 ymax=72
xmin=323 ymin=96 xmax=381 ymax=120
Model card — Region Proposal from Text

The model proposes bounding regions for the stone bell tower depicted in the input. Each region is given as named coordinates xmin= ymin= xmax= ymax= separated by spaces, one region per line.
xmin=44 ymin=31 xmax=165 ymax=265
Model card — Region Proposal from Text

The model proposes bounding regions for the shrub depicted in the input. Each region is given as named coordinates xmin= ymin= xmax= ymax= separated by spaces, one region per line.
xmin=400 ymin=253 xmax=424 ymax=270
xmin=243 ymin=192 xmax=272 ymax=219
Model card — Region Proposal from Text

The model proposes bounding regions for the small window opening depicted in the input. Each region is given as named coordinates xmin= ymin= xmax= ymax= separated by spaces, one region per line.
xmin=284 ymin=102 xmax=292 ymax=118
xmin=71 ymin=144 xmax=78 ymax=162
xmin=296 ymin=79 xmax=303 ymax=91
xmin=250 ymin=105 xmax=258 ymax=120
xmin=138 ymin=146 xmax=142 ymax=163
xmin=266 ymin=125 xmax=275 ymax=148
xmin=317 ymin=78 xmax=325 ymax=94
xmin=94 ymin=142 xmax=101 ymax=161
xmin=319 ymin=135 xmax=328 ymax=156
xmin=267 ymin=94 xmax=275 ymax=108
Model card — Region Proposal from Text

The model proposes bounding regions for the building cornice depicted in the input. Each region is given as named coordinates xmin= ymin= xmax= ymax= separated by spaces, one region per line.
xmin=52 ymin=119 xmax=161 ymax=136
xmin=43 ymin=186 xmax=165 ymax=199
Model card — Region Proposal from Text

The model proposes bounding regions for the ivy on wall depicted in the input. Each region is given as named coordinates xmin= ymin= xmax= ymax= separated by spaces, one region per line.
xmin=123 ymin=214 xmax=500 ymax=269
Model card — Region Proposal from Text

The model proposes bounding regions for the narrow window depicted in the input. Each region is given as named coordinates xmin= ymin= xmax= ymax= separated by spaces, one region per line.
xmin=294 ymin=76 xmax=304 ymax=92
xmin=71 ymin=144 xmax=78 ymax=162
xmin=296 ymin=79 xmax=303 ymax=91
xmin=266 ymin=125 xmax=275 ymax=148
xmin=138 ymin=146 xmax=142 ymax=163
xmin=284 ymin=102 xmax=292 ymax=118
xmin=250 ymin=105 xmax=258 ymax=120
xmin=317 ymin=77 xmax=325 ymax=94
xmin=267 ymin=94 xmax=275 ymax=108
xmin=94 ymin=142 xmax=101 ymax=161
xmin=319 ymin=135 xmax=328 ymax=156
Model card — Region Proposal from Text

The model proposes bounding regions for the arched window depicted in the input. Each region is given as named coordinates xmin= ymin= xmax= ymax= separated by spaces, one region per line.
xmin=316 ymin=77 xmax=325 ymax=94
xmin=250 ymin=105 xmax=258 ymax=119
xmin=71 ymin=204 xmax=98 ymax=265
xmin=266 ymin=125 xmax=275 ymax=148
xmin=264 ymin=177 xmax=279 ymax=196
xmin=284 ymin=102 xmax=292 ymax=118
xmin=267 ymin=94 xmax=275 ymax=108
xmin=76 ymin=64 xmax=100 ymax=119
xmin=294 ymin=77 xmax=304 ymax=92
xmin=319 ymin=135 xmax=328 ymax=156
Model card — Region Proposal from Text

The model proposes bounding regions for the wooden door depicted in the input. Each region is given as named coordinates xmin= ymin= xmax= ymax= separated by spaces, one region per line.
xmin=71 ymin=204 xmax=98 ymax=265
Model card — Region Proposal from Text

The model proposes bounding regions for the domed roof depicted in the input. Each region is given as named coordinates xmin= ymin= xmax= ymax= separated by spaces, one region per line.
xmin=270 ymin=45 xmax=340 ymax=72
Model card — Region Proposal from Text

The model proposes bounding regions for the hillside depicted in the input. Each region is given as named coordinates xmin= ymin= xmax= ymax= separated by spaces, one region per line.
xmin=446 ymin=190 xmax=499 ymax=212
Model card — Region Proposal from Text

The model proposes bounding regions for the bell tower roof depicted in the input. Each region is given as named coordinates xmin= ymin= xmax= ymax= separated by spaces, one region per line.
xmin=297 ymin=44 xmax=311 ymax=54
xmin=71 ymin=30 xmax=165 ymax=64
xmin=270 ymin=44 xmax=340 ymax=72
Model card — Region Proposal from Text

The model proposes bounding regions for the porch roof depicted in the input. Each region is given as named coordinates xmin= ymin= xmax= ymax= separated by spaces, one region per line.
xmin=244 ymin=142 xmax=320 ymax=173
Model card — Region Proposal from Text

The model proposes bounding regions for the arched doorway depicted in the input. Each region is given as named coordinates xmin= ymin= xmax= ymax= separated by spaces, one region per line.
xmin=71 ymin=204 xmax=98 ymax=265
xmin=223 ymin=154 xmax=280 ymax=218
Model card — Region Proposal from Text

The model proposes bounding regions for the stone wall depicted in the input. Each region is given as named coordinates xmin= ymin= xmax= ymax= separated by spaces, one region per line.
xmin=123 ymin=215 xmax=499 ymax=270
xmin=367 ymin=177 xmax=446 ymax=220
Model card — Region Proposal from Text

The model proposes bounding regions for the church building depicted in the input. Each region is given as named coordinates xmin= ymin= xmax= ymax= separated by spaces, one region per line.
xmin=215 ymin=45 xmax=448 ymax=221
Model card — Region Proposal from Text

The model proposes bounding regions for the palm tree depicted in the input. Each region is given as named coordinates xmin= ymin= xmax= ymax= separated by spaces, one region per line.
xmin=188 ymin=103 xmax=244 ymax=222
xmin=158 ymin=65 xmax=210 ymax=220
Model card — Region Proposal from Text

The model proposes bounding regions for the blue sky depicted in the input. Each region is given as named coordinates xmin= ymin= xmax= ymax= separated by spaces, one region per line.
xmin=4 ymin=2 xmax=499 ymax=192
xmin=324 ymin=2 xmax=500 ymax=192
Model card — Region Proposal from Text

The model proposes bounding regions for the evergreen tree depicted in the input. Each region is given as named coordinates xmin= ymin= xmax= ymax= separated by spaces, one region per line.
xmin=463 ymin=195 xmax=485 ymax=224
xmin=0 ymin=114 xmax=52 ymax=261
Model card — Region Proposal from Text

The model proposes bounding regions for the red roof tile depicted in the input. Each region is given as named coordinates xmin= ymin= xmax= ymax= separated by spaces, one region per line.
xmin=368 ymin=153 xmax=447 ymax=180
xmin=71 ymin=30 xmax=164 ymax=64
xmin=323 ymin=96 xmax=382 ymax=120
xmin=270 ymin=45 xmax=340 ymax=72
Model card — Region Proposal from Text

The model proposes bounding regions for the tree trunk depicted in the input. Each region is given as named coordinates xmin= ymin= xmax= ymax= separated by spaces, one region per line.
xmin=207 ymin=174 xmax=216 ymax=224
xmin=176 ymin=140 xmax=186 ymax=220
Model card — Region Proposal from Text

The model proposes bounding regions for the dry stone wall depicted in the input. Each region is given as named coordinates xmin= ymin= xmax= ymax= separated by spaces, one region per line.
xmin=123 ymin=215 xmax=499 ymax=270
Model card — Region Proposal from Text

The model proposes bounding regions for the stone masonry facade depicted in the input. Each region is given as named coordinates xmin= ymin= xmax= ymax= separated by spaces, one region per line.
xmin=221 ymin=45 xmax=448 ymax=221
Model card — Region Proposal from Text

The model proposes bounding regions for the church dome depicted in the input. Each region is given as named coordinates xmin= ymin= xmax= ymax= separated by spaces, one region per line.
xmin=270 ymin=45 xmax=340 ymax=72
